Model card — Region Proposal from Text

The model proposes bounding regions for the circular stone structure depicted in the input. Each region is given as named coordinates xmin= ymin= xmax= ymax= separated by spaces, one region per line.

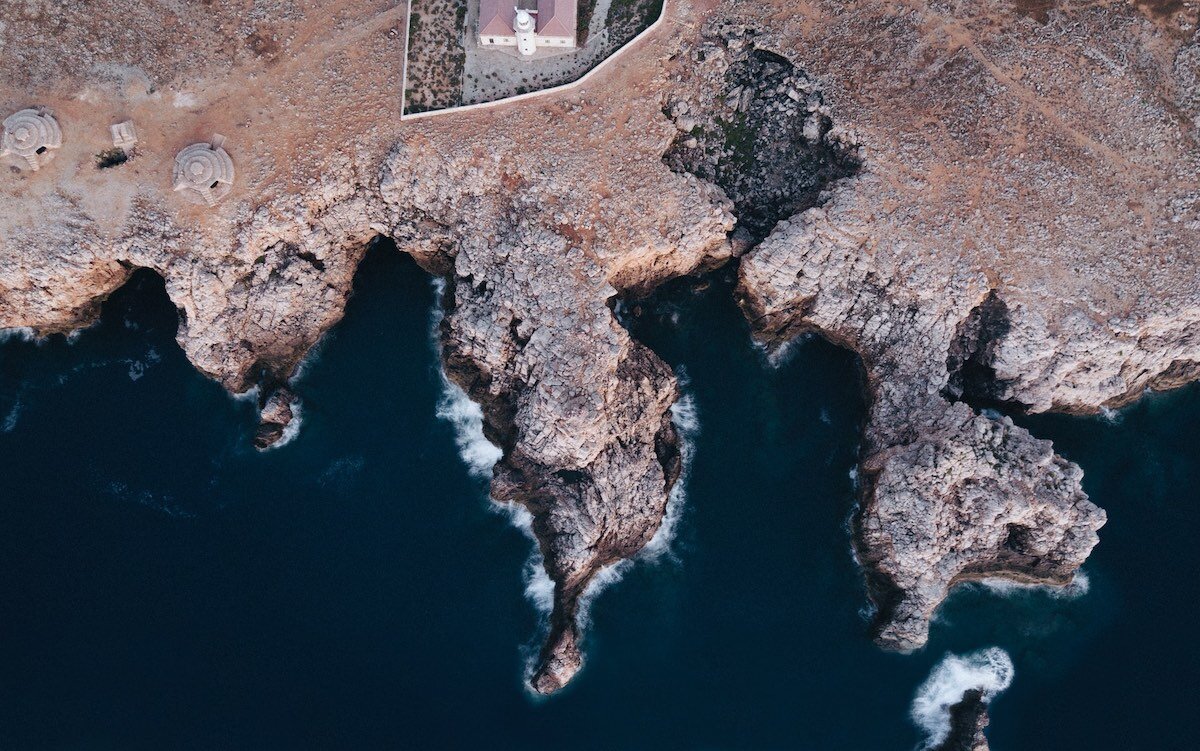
xmin=1 ymin=109 xmax=63 ymax=171
xmin=172 ymin=142 xmax=235 ymax=206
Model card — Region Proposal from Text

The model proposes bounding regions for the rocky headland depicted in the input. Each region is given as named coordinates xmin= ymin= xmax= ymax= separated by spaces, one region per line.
xmin=2 ymin=0 xmax=1198 ymax=704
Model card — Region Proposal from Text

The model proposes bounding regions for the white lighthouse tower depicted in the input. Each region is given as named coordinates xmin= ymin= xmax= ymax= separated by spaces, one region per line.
xmin=514 ymin=8 xmax=537 ymax=56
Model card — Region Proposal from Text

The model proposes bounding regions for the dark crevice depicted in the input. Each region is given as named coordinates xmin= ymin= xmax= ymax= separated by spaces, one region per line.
xmin=95 ymin=148 xmax=129 ymax=169
xmin=553 ymin=469 xmax=588 ymax=485
xmin=943 ymin=290 xmax=1030 ymax=414
xmin=509 ymin=316 xmax=531 ymax=347
xmin=295 ymin=250 xmax=326 ymax=272
xmin=1002 ymin=522 xmax=1035 ymax=554
xmin=662 ymin=35 xmax=860 ymax=247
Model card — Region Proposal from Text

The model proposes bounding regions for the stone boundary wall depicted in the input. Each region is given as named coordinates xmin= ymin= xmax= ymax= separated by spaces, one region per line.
xmin=399 ymin=0 xmax=669 ymax=120
xmin=400 ymin=0 xmax=414 ymax=114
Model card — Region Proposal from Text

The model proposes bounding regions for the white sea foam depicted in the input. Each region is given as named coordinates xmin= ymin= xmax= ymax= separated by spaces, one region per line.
xmin=2 ymin=400 xmax=21 ymax=433
xmin=491 ymin=500 xmax=554 ymax=615
xmin=232 ymin=385 xmax=261 ymax=404
xmin=288 ymin=337 xmax=328 ymax=385
xmin=973 ymin=570 xmax=1091 ymax=599
xmin=1099 ymin=405 xmax=1123 ymax=424
xmin=428 ymin=278 xmax=504 ymax=478
xmin=318 ymin=455 xmax=367 ymax=488
xmin=106 ymin=481 xmax=195 ymax=519
xmin=436 ymin=377 xmax=503 ymax=478
xmin=428 ymin=279 xmax=537 ymax=615
xmin=756 ymin=332 xmax=810 ymax=369
xmin=0 ymin=327 xmax=37 ymax=344
xmin=641 ymin=386 xmax=699 ymax=562
xmin=261 ymin=401 xmax=304 ymax=451
xmin=911 ymin=648 xmax=1014 ymax=749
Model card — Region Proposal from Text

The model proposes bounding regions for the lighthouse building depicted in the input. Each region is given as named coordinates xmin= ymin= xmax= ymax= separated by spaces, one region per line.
xmin=478 ymin=0 xmax=577 ymax=56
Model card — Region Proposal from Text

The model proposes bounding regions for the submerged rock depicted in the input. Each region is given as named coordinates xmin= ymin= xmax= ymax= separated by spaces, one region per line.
xmin=935 ymin=689 xmax=991 ymax=751
xmin=254 ymin=387 xmax=297 ymax=450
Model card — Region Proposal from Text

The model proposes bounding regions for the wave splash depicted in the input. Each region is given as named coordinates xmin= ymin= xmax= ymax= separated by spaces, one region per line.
xmin=2 ymin=399 xmax=22 ymax=433
xmin=973 ymin=570 xmax=1091 ymax=599
xmin=429 ymin=279 xmax=504 ymax=478
xmin=0 ymin=327 xmax=38 ymax=344
xmin=436 ymin=377 xmax=503 ymax=478
xmin=262 ymin=401 xmax=304 ymax=451
xmin=911 ymin=647 xmax=1014 ymax=749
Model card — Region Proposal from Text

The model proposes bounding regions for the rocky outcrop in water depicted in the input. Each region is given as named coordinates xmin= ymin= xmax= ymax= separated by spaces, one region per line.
xmin=379 ymin=122 xmax=731 ymax=689
xmin=732 ymin=0 xmax=1198 ymax=649
xmin=935 ymin=689 xmax=991 ymax=751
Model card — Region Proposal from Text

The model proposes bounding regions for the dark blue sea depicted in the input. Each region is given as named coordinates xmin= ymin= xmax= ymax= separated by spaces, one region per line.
xmin=1 ymin=244 xmax=1197 ymax=749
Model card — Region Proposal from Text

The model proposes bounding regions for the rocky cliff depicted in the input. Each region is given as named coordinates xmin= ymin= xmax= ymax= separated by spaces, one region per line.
xmin=2 ymin=0 xmax=1198 ymax=700
xmin=728 ymin=0 xmax=1198 ymax=650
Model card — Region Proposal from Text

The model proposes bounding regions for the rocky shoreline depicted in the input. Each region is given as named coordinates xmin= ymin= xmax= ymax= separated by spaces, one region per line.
xmin=3 ymin=0 xmax=1198 ymax=707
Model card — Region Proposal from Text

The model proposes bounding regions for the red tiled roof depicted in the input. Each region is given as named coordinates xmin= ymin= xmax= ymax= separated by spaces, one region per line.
xmin=479 ymin=0 xmax=515 ymax=36
xmin=479 ymin=0 xmax=576 ymax=40
xmin=535 ymin=0 xmax=576 ymax=39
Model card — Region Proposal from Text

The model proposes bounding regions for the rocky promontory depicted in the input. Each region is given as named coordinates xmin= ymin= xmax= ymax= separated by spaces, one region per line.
xmin=3 ymin=0 xmax=1198 ymax=700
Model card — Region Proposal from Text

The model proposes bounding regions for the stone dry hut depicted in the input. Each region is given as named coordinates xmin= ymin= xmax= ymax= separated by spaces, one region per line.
xmin=2 ymin=0 xmax=1198 ymax=727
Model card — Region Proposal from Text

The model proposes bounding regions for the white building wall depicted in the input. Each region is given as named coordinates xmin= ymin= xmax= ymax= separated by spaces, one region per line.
xmin=478 ymin=34 xmax=576 ymax=50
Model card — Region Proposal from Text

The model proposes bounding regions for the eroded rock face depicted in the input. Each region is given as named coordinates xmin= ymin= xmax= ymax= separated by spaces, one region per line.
xmin=379 ymin=120 xmax=731 ymax=689
xmin=255 ymin=386 xmax=298 ymax=449
xmin=735 ymin=0 xmax=1198 ymax=650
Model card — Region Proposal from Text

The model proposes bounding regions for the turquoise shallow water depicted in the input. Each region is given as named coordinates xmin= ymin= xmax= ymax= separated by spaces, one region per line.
xmin=0 ymin=244 xmax=1196 ymax=749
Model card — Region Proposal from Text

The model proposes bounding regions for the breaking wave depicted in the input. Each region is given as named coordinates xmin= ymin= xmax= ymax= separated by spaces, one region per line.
xmin=288 ymin=336 xmax=328 ymax=385
xmin=754 ymin=332 xmax=811 ymax=369
xmin=642 ymin=383 xmax=699 ymax=561
xmin=262 ymin=401 xmax=304 ymax=451
xmin=2 ymin=399 xmax=21 ymax=433
xmin=973 ymin=570 xmax=1091 ymax=599
xmin=428 ymin=278 xmax=503 ymax=479
xmin=426 ymin=280 xmax=543 ymax=618
xmin=232 ymin=386 xmax=261 ymax=404
xmin=0 ymin=327 xmax=38 ymax=344
xmin=494 ymin=501 xmax=556 ymax=617
xmin=1099 ymin=405 xmax=1123 ymax=424
xmin=911 ymin=648 xmax=1014 ymax=749
xmin=436 ymin=378 xmax=503 ymax=478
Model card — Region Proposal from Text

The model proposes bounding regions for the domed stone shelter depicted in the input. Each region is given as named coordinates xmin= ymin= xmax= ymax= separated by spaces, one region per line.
xmin=172 ymin=136 xmax=235 ymax=206
xmin=1 ymin=108 xmax=62 ymax=171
